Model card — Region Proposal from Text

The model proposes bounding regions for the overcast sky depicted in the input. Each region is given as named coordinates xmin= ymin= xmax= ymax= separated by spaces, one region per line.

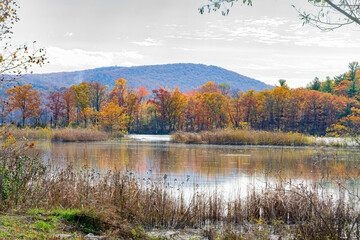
xmin=12 ymin=0 xmax=360 ymax=88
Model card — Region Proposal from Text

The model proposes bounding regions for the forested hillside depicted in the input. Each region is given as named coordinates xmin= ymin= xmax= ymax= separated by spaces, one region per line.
xmin=15 ymin=63 xmax=273 ymax=93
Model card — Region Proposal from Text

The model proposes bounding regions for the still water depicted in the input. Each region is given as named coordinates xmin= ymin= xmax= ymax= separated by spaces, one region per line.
xmin=38 ymin=135 xmax=360 ymax=194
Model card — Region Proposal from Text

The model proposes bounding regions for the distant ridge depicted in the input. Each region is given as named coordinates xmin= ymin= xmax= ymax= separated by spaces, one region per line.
xmin=18 ymin=63 xmax=273 ymax=92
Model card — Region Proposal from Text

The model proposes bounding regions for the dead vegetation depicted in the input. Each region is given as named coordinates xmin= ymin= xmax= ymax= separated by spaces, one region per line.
xmin=172 ymin=129 xmax=313 ymax=146
xmin=9 ymin=127 xmax=109 ymax=142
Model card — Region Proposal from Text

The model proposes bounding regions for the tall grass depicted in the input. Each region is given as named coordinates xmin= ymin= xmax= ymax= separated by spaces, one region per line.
xmin=172 ymin=129 xmax=314 ymax=146
xmin=52 ymin=129 xmax=109 ymax=142
xmin=9 ymin=127 xmax=109 ymax=142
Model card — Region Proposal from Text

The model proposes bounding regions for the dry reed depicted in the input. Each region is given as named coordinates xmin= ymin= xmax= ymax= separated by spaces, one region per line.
xmin=9 ymin=128 xmax=109 ymax=142
xmin=172 ymin=129 xmax=314 ymax=146
xmin=52 ymin=129 xmax=109 ymax=142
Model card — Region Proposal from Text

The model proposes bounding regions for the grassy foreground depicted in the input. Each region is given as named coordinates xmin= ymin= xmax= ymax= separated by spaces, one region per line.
xmin=2 ymin=164 xmax=360 ymax=239
xmin=172 ymin=129 xmax=314 ymax=146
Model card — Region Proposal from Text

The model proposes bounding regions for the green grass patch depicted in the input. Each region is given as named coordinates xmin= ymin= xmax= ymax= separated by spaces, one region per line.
xmin=27 ymin=208 xmax=105 ymax=234
xmin=0 ymin=214 xmax=79 ymax=239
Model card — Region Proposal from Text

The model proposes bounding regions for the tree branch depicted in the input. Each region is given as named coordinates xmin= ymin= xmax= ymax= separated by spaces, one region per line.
xmin=324 ymin=0 xmax=360 ymax=25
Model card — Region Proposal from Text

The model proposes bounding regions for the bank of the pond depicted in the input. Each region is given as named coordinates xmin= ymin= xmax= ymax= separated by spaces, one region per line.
xmin=171 ymin=129 xmax=356 ymax=147
xmin=0 ymin=211 xmax=288 ymax=239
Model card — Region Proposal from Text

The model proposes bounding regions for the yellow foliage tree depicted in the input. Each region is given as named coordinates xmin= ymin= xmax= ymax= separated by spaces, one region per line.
xmin=99 ymin=100 xmax=128 ymax=134
xmin=71 ymin=82 xmax=90 ymax=127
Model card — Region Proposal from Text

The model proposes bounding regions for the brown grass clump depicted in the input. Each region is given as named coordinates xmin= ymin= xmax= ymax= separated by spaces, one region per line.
xmin=9 ymin=127 xmax=53 ymax=140
xmin=8 ymin=127 xmax=109 ymax=142
xmin=52 ymin=129 xmax=109 ymax=142
xmin=172 ymin=129 xmax=313 ymax=146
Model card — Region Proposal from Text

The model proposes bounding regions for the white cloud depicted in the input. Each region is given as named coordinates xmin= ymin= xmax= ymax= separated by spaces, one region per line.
xmin=64 ymin=32 xmax=74 ymax=37
xmin=46 ymin=46 xmax=144 ymax=69
xmin=132 ymin=38 xmax=163 ymax=46
xmin=166 ymin=16 xmax=360 ymax=48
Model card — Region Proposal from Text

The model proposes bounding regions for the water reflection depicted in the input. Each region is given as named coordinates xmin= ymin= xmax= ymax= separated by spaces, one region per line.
xmin=39 ymin=139 xmax=360 ymax=189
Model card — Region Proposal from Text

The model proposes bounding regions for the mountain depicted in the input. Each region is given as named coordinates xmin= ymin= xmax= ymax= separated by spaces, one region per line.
xmin=18 ymin=63 xmax=273 ymax=93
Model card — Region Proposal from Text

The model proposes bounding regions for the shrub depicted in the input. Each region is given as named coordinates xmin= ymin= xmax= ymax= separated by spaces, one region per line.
xmin=0 ymin=128 xmax=45 ymax=210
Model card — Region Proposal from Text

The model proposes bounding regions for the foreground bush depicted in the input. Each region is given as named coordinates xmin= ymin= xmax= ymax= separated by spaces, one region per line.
xmin=172 ymin=129 xmax=314 ymax=146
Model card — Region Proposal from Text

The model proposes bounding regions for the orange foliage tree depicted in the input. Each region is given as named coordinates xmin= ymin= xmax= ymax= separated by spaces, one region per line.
xmin=4 ymin=85 xmax=41 ymax=127
xmin=109 ymin=78 xmax=128 ymax=107
xmin=149 ymin=87 xmax=187 ymax=133
xmin=60 ymin=87 xmax=74 ymax=126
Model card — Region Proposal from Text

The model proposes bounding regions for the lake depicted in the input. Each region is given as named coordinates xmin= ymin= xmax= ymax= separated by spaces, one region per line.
xmin=39 ymin=135 xmax=360 ymax=196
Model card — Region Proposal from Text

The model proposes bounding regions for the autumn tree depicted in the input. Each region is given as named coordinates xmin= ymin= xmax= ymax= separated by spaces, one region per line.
xmin=328 ymin=100 xmax=360 ymax=138
xmin=282 ymin=89 xmax=305 ymax=131
xmin=252 ymin=86 xmax=290 ymax=130
xmin=239 ymin=90 xmax=258 ymax=126
xmin=47 ymin=90 xmax=65 ymax=127
xmin=149 ymin=87 xmax=187 ymax=133
xmin=99 ymin=100 xmax=128 ymax=134
xmin=133 ymin=87 xmax=150 ymax=131
xmin=195 ymin=91 xmax=229 ymax=130
xmin=125 ymin=91 xmax=141 ymax=131
xmin=71 ymin=82 xmax=91 ymax=127
xmin=168 ymin=87 xmax=187 ymax=131
xmin=4 ymin=85 xmax=41 ymax=127
xmin=149 ymin=88 xmax=172 ymax=133
xmin=60 ymin=87 xmax=74 ymax=126
xmin=229 ymin=92 xmax=244 ymax=128
xmin=138 ymin=86 xmax=150 ymax=100
xmin=183 ymin=93 xmax=197 ymax=131
xmin=271 ymin=86 xmax=290 ymax=129
xmin=89 ymin=82 xmax=107 ymax=112
xmin=302 ymin=90 xmax=346 ymax=134
xmin=199 ymin=81 xmax=220 ymax=94
xmin=109 ymin=78 xmax=128 ymax=107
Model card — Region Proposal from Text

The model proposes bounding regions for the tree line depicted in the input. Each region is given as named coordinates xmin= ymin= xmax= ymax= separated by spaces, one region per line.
xmin=2 ymin=62 xmax=360 ymax=136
